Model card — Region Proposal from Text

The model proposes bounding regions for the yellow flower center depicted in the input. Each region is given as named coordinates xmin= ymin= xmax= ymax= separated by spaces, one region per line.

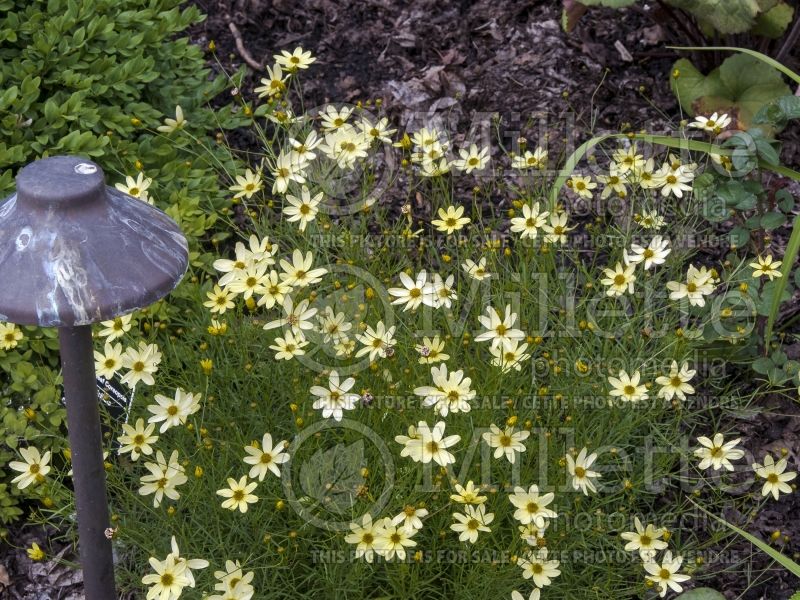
xmin=574 ymin=466 xmax=586 ymax=478
xmin=526 ymin=502 xmax=539 ymax=513
xmin=161 ymin=573 xmax=174 ymax=587
xmin=614 ymin=274 xmax=626 ymax=285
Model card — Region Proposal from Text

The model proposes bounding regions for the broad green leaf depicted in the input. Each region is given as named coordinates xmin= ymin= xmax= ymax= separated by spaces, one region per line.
xmin=667 ymin=0 xmax=759 ymax=34
xmin=669 ymin=46 xmax=800 ymax=85
xmin=776 ymin=189 xmax=794 ymax=212
xmin=754 ymin=137 xmax=780 ymax=165
xmin=672 ymin=54 xmax=790 ymax=124
xmin=761 ymin=211 xmax=787 ymax=229
xmin=752 ymin=2 xmax=795 ymax=38
xmin=752 ymin=356 xmax=774 ymax=374
xmin=729 ymin=226 xmax=750 ymax=248
xmin=715 ymin=180 xmax=757 ymax=210
xmin=754 ymin=95 xmax=800 ymax=130
xmin=670 ymin=59 xmax=722 ymax=115
xmin=719 ymin=53 xmax=788 ymax=99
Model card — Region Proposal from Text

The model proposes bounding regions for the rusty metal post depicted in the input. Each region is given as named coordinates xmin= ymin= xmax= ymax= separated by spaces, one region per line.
xmin=59 ymin=326 xmax=116 ymax=599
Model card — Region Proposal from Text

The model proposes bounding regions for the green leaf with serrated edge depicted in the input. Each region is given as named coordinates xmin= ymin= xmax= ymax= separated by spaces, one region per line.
xmin=761 ymin=211 xmax=786 ymax=229
xmin=668 ymin=46 xmax=800 ymax=85
xmin=752 ymin=357 xmax=774 ymax=374
xmin=776 ymin=189 xmax=794 ymax=213
xmin=755 ymin=138 xmax=780 ymax=165
xmin=670 ymin=59 xmax=724 ymax=115
xmin=729 ymin=226 xmax=750 ymax=248
xmin=754 ymin=95 xmax=800 ymax=130
xmin=667 ymin=0 xmax=759 ymax=34
xmin=752 ymin=2 xmax=794 ymax=38
xmin=684 ymin=53 xmax=792 ymax=125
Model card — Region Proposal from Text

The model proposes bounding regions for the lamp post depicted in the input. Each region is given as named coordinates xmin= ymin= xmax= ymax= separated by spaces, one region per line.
xmin=0 ymin=156 xmax=189 ymax=599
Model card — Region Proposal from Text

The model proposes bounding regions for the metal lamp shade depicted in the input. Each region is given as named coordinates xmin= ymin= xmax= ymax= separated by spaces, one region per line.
xmin=0 ymin=155 xmax=189 ymax=327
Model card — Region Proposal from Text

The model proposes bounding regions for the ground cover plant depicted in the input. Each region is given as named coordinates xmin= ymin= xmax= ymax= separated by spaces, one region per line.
xmin=2 ymin=1 xmax=800 ymax=599
xmin=0 ymin=0 xmax=247 ymax=535
xmin=4 ymin=38 xmax=800 ymax=599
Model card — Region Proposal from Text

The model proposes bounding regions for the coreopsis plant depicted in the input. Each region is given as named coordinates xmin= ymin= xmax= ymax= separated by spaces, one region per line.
xmin=12 ymin=44 xmax=800 ymax=600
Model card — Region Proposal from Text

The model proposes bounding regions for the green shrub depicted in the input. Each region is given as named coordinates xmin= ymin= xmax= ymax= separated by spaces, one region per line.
xmin=0 ymin=0 xmax=246 ymax=534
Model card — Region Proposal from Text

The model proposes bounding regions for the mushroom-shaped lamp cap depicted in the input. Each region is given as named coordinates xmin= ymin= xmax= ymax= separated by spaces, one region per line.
xmin=0 ymin=156 xmax=188 ymax=327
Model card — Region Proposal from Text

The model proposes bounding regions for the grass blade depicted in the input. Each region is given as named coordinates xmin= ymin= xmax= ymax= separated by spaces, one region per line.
xmin=689 ymin=499 xmax=800 ymax=578
xmin=765 ymin=214 xmax=800 ymax=348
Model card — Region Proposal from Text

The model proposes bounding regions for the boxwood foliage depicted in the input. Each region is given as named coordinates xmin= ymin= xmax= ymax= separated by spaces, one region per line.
xmin=0 ymin=0 xmax=246 ymax=532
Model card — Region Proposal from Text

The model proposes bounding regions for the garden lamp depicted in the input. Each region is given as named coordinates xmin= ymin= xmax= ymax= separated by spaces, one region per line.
xmin=0 ymin=156 xmax=189 ymax=599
